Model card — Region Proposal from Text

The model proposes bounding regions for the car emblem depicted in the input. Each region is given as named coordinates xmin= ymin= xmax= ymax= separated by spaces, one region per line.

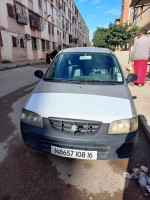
xmin=71 ymin=125 xmax=78 ymax=132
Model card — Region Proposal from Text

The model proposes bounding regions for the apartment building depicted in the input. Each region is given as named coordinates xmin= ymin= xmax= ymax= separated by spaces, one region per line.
xmin=130 ymin=0 xmax=150 ymax=32
xmin=120 ymin=0 xmax=132 ymax=24
xmin=114 ymin=17 xmax=121 ymax=25
xmin=0 ymin=0 xmax=89 ymax=63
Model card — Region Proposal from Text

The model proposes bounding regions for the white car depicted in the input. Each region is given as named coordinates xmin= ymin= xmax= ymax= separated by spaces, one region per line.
xmin=20 ymin=47 xmax=138 ymax=160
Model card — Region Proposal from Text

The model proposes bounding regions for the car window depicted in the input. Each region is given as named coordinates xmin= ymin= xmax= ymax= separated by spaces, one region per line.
xmin=44 ymin=52 xmax=123 ymax=84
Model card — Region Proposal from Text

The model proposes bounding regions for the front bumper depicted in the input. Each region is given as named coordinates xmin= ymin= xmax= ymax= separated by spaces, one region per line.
xmin=20 ymin=119 xmax=138 ymax=160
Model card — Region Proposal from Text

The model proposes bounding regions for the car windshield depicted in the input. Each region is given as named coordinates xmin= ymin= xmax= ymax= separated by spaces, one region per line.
xmin=44 ymin=52 xmax=124 ymax=84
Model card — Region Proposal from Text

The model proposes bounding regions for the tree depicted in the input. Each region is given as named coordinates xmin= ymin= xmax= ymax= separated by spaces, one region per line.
xmin=92 ymin=27 xmax=109 ymax=48
xmin=89 ymin=41 xmax=92 ymax=47
xmin=93 ymin=23 xmax=138 ymax=50
xmin=107 ymin=23 xmax=138 ymax=50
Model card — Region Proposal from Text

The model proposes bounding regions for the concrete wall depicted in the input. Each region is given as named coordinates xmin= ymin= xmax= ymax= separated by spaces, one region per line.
xmin=120 ymin=0 xmax=132 ymax=24
xmin=135 ymin=5 xmax=150 ymax=28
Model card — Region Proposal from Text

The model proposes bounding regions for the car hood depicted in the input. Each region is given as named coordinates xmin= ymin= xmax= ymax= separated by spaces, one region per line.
xmin=25 ymin=81 xmax=135 ymax=123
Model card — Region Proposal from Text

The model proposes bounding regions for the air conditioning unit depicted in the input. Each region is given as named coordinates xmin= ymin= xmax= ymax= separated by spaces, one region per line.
xmin=25 ymin=34 xmax=31 ymax=40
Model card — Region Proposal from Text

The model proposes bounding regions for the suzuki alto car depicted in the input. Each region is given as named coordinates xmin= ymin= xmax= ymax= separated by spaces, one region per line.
xmin=20 ymin=47 xmax=138 ymax=160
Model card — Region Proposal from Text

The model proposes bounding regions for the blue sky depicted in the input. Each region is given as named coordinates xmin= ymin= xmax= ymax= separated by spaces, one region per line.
xmin=74 ymin=0 xmax=122 ymax=41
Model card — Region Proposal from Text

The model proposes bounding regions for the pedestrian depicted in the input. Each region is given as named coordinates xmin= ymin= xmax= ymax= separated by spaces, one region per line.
xmin=131 ymin=29 xmax=150 ymax=87
xmin=50 ymin=47 xmax=58 ymax=60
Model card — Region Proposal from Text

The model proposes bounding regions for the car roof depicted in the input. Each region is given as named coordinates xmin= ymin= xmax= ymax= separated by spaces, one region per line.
xmin=61 ymin=47 xmax=113 ymax=54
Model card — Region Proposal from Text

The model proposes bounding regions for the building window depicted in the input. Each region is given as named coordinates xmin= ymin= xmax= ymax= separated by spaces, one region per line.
xmin=57 ymin=12 xmax=61 ymax=19
xmin=75 ymin=6 xmax=78 ymax=17
xmin=43 ymin=0 xmax=47 ymax=13
xmin=20 ymin=38 xmax=24 ymax=48
xmin=140 ymin=6 xmax=143 ymax=19
xmin=50 ymin=5 xmax=53 ymax=17
xmin=62 ymin=1 xmax=65 ymax=12
xmin=38 ymin=0 xmax=42 ymax=8
xmin=29 ymin=12 xmax=43 ymax=31
xmin=29 ymin=0 xmax=33 ymax=4
xmin=52 ymin=26 xmax=54 ymax=35
xmin=7 ymin=3 xmax=16 ymax=19
xmin=12 ymin=36 xmax=17 ymax=47
xmin=48 ymin=23 xmax=51 ymax=34
xmin=32 ymin=37 xmax=37 ymax=49
xmin=42 ymin=39 xmax=45 ymax=50
xmin=66 ymin=21 xmax=69 ymax=31
xmin=15 ymin=2 xmax=28 ymax=25
xmin=52 ymin=42 xmax=55 ymax=50
xmin=68 ymin=9 xmax=71 ymax=19
xmin=57 ymin=30 xmax=59 ymax=36
xmin=46 ymin=41 xmax=49 ymax=49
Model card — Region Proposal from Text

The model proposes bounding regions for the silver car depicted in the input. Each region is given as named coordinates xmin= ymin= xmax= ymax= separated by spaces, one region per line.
xmin=20 ymin=47 xmax=138 ymax=160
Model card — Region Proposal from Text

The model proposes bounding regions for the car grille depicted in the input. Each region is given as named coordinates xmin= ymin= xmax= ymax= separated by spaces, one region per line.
xmin=49 ymin=118 xmax=101 ymax=136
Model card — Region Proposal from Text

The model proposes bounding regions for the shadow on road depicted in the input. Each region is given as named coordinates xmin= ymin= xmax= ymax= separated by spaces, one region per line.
xmin=0 ymin=81 xmax=38 ymax=142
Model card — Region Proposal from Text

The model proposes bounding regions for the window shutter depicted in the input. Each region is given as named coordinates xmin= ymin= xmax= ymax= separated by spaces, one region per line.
xmin=15 ymin=2 xmax=28 ymax=25
xmin=20 ymin=38 xmax=24 ymax=48
xmin=7 ymin=3 xmax=16 ymax=19
xmin=12 ymin=36 xmax=17 ymax=47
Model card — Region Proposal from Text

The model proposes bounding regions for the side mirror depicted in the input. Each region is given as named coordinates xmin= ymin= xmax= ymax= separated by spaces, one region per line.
xmin=34 ymin=70 xmax=43 ymax=79
xmin=126 ymin=73 xmax=137 ymax=83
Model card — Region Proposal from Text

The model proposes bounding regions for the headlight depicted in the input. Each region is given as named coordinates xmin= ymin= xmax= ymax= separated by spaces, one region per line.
xmin=108 ymin=117 xmax=138 ymax=135
xmin=21 ymin=108 xmax=43 ymax=128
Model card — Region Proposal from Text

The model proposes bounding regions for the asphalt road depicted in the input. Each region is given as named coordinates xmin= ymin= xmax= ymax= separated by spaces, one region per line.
xmin=0 ymin=65 xmax=150 ymax=200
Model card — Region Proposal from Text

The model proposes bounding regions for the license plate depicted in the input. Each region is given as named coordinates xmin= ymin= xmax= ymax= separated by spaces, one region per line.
xmin=51 ymin=145 xmax=97 ymax=160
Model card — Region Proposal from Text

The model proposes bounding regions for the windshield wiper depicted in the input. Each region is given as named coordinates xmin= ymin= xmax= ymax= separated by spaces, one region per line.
xmin=43 ymin=78 xmax=83 ymax=84
xmin=43 ymin=78 xmax=120 ymax=85
xmin=44 ymin=78 xmax=68 ymax=82
xmin=75 ymin=79 xmax=119 ymax=85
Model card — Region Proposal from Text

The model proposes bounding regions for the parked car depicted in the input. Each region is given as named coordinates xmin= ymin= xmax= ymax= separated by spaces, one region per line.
xmin=20 ymin=47 xmax=138 ymax=160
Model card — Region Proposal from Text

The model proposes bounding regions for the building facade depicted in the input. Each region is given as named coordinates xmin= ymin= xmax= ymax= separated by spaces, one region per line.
xmin=114 ymin=17 xmax=121 ymax=25
xmin=0 ymin=0 xmax=89 ymax=63
xmin=132 ymin=5 xmax=150 ymax=29
xmin=120 ymin=0 xmax=132 ymax=24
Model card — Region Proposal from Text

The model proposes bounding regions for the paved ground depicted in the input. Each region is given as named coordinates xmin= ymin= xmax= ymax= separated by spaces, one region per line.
xmin=0 ymin=65 xmax=150 ymax=200
xmin=0 ymin=60 xmax=46 ymax=71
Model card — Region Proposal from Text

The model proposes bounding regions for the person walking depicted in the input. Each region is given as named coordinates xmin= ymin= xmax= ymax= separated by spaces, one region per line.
xmin=50 ymin=47 xmax=58 ymax=60
xmin=131 ymin=29 xmax=150 ymax=87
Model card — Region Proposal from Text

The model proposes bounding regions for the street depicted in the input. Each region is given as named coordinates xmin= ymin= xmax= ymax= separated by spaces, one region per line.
xmin=0 ymin=66 xmax=150 ymax=200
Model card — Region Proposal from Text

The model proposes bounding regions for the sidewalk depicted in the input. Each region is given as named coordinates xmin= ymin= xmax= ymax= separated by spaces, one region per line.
xmin=128 ymin=83 xmax=150 ymax=140
xmin=115 ymin=51 xmax=150 ymax=140
xmin=0 ymin=59 xmax=46 ymax=71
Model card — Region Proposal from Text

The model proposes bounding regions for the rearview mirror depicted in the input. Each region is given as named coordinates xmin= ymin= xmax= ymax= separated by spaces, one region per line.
xmin=34 ymin=70 xmax=43 ymax=79
xmin=126 ymin=73 xmax=137 ymax=83
xmin=79 ymin=55 xmax=92 ymax=60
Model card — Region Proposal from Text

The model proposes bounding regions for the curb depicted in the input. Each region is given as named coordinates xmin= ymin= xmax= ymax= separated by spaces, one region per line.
xmin=0 ymin=60 xmax=47 ymax=71
xmin=139 ymin=115 xmax=150 ymax=141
